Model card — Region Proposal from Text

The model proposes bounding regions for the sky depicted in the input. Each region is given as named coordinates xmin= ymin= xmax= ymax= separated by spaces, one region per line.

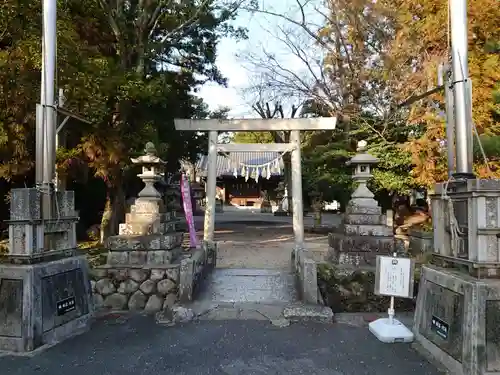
xmin=197 ymin=0 xmax=322 ymax=118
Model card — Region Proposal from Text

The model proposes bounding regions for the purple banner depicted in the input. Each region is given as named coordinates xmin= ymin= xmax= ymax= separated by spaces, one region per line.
xmin=181 ymin=174 xmax=199 ymax=248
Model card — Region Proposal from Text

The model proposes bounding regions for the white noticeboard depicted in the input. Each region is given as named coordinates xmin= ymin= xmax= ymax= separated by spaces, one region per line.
xmin=374 ymin=255 xmax=414 ymax=299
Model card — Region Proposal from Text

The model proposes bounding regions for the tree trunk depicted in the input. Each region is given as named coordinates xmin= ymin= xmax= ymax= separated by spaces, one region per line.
xmin=100 ymin=180 xmax=126 ymax=244
xmin=100 ymin=196 xmax=112 ymax=244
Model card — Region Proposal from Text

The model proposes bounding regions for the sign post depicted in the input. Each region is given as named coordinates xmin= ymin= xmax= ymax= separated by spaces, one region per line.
xmin=370 ymin=252 xmax=415 ymax=343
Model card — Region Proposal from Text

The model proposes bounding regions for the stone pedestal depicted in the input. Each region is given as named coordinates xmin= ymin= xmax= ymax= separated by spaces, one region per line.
xmin=165 ymin=179 xmax=185 ymax=230
xmin=190 ymin=181 xmax=205 ymax=215
xmin=414 ymin=178 xmax=500 ymax=375
xmin=415 ymin=265 xmax=500 ymax=375
xmin=91 ymin=144 xmax=184 ymax=313
xmin=328 ymin=141 xmax=403 ymax=267
xmin=0 ymin=188 xmax=93 ymax=353
xmin=328 ymin=204 xmax=403 ymax=266
xmin=165 ymin=180 xmax=184 ymax=214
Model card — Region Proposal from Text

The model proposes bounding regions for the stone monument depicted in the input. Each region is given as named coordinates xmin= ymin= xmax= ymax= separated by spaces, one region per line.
xmin=91 ymin=143 xmax=184 ymax=312
xmin=327 ymin=140 xmax=403 ymax=267
xmin=164 ymin=172 xmax=185 ymax=231
xmin=165 ymin=172 xmax=184 ymax=214
xmin=413 ymin=0 xmax=500 ymax=373
xmin=0 ymin=189 xmax=93 ymax=353
xmin=414 ymin=180 xmax=500 ymax=375
xmin=0 ymin=0 xmax=93 ymax=351
xmin=190 ymin=181 xmax=205 ymax=215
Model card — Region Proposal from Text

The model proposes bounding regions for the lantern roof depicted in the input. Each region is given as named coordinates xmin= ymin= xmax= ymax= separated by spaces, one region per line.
xmin=347 ymin=140 xmax=379 ymax=166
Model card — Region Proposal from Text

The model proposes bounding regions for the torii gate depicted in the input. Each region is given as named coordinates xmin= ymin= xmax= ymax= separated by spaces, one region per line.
xmin=174 ymin=117 xmax=337 ymax=251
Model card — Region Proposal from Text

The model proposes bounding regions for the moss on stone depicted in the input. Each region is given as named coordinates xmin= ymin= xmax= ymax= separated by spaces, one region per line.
xmin=0 ymin=239 xmax=7 ymax=255
xmin=78 ymin=240 xmax=107 ymax=268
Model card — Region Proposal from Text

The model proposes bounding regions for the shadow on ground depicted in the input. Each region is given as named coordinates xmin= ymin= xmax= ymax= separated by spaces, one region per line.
xmin=0 ymin=315 xmax=444 ymax=375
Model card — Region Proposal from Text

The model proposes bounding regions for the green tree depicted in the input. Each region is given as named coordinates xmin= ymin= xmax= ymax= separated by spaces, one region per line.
xmin=0 ymin=0 xmax=249 ymax=240
xmin=245 ymin=0 xmax=499 ymax=202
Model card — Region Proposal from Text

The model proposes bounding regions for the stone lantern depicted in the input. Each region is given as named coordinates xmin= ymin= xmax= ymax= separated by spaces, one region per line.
xmin=308 ymin=190 xmax=323 ymax=226
xmin=118 ymin=142 xmax=167 ymax=236
xmin=327 ymin=140 xmax=402 ymax=266
xmin=131 ymin=142 xmax=166 ymax=202
xmin=274 ymin=181 xmax=288 ymax=216
xmin=346 ymin=140 xmax=379 ymax=208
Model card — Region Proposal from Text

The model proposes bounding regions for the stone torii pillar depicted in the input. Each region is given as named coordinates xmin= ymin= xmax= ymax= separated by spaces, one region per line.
xmin=173 ymin=117 xmax=337 ymax=252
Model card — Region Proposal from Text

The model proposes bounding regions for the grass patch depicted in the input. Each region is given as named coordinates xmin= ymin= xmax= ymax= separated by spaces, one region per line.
xmin=78 ymin=240 xmax=107 ymax=268
xmin=0 ymin=239 xmax=8 ymax=256
xmin=0 ymin=238 xmax=106 ymax=268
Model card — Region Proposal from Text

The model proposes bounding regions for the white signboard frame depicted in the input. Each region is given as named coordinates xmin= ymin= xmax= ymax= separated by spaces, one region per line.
xmin=374 ymin=255 xmax=415 ymax=299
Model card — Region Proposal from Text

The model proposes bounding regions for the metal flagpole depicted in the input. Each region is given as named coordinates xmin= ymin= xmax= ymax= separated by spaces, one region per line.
xmin=450 ymin=0 xmax=474 ymax=178
xmin=40 ymin=0 xmax=58 ymax=220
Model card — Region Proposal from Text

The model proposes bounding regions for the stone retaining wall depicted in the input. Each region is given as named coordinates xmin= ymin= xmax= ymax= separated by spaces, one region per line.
xmin=90 ymin=241 xmax=218 ymax=312
xmin=179 ymin=241 xmax=217 ymax=302
xmin=90 ymin=265 xmax=179 ymax=312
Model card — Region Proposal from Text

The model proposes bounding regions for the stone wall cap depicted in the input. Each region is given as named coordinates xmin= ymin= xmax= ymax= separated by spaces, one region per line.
xmin=98 ymin=263 xmax=181 ymax=270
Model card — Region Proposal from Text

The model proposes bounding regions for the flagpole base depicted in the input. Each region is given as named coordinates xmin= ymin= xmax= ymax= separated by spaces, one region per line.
xmin=369 ymin=318 xmax=414 ymax=343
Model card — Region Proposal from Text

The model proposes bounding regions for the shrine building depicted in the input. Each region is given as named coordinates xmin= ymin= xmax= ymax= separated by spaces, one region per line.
xmin=195 ymin=150 xmax=285 ymax=208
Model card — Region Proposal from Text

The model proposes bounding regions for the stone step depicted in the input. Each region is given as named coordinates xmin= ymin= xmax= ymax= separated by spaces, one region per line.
xmin=155 ymin=301 xmax=334 ymax=326
xmin=344 ymin=214 xmax=386 ymax=225
xmin=346 ymin=204 xmax=381 ymax=215
xmin=328 ymin=232 xmax=404 ymax=254
xmin=161 ymin=221 xmax=178 ymax=233
xmin=282 ymin=304 xmax=334 ymax=323
xmin=119 ymin=222 xmax=159 ymax=236
xmin=125 ymin=212 xmax=161 ymax=223
xmin=107 ymin=232 xmax=183 ymax=251
xmin=125 ymin=212 xmax=176 ymax=223
xmin=118 ymin=221 xmax=179 ymax=236
xmin=182 ymin=232 xmax=191 ymax=249
xmin=130 ymin=202 xmax=160 ymax=214
xmin=343 ymin=224 xmax=393 ymax=236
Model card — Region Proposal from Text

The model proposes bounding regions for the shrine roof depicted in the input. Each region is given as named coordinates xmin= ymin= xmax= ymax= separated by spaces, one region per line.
xmin=195 ymin=151 xmax=285 ymax=177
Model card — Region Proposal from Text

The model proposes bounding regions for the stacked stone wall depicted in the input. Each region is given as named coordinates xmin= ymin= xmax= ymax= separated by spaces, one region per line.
xmin=91 ymin=266 xmax=180 ymax=312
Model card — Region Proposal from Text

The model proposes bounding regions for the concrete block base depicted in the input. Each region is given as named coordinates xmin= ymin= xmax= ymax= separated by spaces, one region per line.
xmin=0 ymin=255 xmax=93 ymax=353
xmin=293 ymin=248 xmax=319 ymax=304
xmin=414 ymin=265 xmax=500 ymax=375
xmin=179 ymin=241 xmax=217 ymax=303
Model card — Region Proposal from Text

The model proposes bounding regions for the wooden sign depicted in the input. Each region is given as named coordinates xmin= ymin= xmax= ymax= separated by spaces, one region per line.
xmin=374 ymin=255 xmax=415 ymax=298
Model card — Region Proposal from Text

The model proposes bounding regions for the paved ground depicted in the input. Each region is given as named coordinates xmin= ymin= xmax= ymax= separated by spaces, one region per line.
xmin=209 ymin=219 xmax=332 ymax=269
xmin=1 ymin=315 xmax=443 ymax=375
xmin=0 ymin=210 xmax=443 ymax=374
